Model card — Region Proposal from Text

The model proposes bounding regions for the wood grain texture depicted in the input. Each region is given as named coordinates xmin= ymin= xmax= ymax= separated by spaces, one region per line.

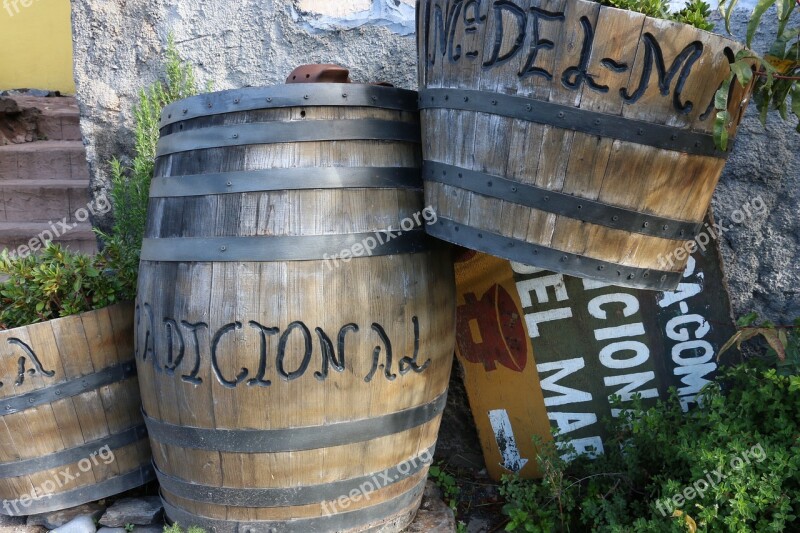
xmin=139 ymin=87 xmax=456 ymax=531
xmin=418 ymin=0 xmax=751 ymax=289
xmin=0 ymin=303 xmax=151 ymax=515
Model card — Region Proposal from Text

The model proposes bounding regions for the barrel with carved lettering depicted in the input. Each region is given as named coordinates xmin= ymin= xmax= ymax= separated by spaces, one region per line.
xmin=417 ymin=0 xmax=751 ymax=291
xmin=136 ymin=83 xmax=456 ymax=532
xmin=0 ymin=304 xmax=153 ymax=516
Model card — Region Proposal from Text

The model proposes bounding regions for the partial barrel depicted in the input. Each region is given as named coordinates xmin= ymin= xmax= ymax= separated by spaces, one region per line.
xmin=417 ymin=0 xmax=751 ymax=290
xmin=0 ymin=304 xmax=153 ymax=516
xmin=137 ymin=84 xmax=455 ymax=532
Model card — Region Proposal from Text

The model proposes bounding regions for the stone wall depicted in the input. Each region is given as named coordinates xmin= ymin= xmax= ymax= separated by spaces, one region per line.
xmin=711 ymin=10 xmax=800 ymax=323
xmin=71 ymin=0 xmax=800 ymax=325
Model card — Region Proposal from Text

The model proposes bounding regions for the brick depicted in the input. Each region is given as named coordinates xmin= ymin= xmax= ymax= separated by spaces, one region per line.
xmin=0 ymin=222 xmax=97 ymax=256
xmin=61 ymin=119 xmax=83 ymax=142
xmin=37 ymin=116 xmax=64 ymax=141
xmin=0 ymin=141 xmax=88 ymax=181
xmin=0 ymin=181 xmax=87 ymax=223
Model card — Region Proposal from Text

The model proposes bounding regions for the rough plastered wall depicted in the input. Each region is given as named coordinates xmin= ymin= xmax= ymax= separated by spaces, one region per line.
xmin=71 ymin=1 xmax=800 ymax=324
xmin=71 ymin=0 xmax=417 ymax=230
xmin=710 ymin=10 xmax=800 ymax=324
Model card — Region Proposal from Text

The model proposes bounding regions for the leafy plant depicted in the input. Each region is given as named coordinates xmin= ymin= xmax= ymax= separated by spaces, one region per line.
xmin=594 ymin=0 xmax=714 ymax=30
xmin=162 ymin=524 xmax=205 ymax=533
xmin=124 ymin=524 xmax=135 ymax=533
xmin=0 ymin=244 xmax=121 ymax=329
xmin=500 ymin=359 xmax=800 ymax=532
xmin=96 ymin=34 xmax=202 ymax=300
xmin=429 ymin=463 xmax=461 ymax=512
xmin=0 ymin=35 xmax=204 ymax=330
xmin=673 ymin=0 xmax=715 ymax=31
xmin=719 ymin=312 xmax=800 ymax=375
xmin=714 ymin=0 xmax=799 ymax=149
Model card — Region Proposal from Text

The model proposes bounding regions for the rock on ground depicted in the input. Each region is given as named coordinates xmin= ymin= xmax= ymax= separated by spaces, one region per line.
xmin=27 ymin=504 xmax=105 ymax=529
xmin=0 ymin=514 xmax=45 ymax=533
xmin=465 ymin=517 xmax=491 ymax=533
xmin=406 ymin=481 xmax=456 ymax=533
xmin=98 ymin=498 xmax=163 ymax=528
xmin=49 ymin=516 xmax=96 ymax=533
xmin=97 ymin=528 xmax=128 ymax=533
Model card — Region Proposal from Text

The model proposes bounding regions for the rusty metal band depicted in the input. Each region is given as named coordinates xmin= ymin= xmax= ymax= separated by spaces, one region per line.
xmin=143 ymin=392 xmax=447 ymax=452
xmin=161 ymin=478 xmax=426 ymax=533
xmin=156 ymin=119 xmax=421 ymax=157
xmin=419 ymin=88 xmax=726 ymax=158
xmin=160 ymin=84 xmax=419 ymax=128
xmin=150 ymin=166 xmax=422 ymax=198
xmin=140 ymin=230 xmax=430 ymax=262
xmin=0 ymin=424 xmax=148 ymax=478
xmin=1 ymin=361 xmax=138 ymax=415
xmin=0 ymin=464 xmax=155 ymax=517
xmin=154 ymin=446 xmax=435 ymax=507
xmin=424 ymin=161 xmax=701 ymax=240
xmin=428 ymin=218 xmax=683 ymax=291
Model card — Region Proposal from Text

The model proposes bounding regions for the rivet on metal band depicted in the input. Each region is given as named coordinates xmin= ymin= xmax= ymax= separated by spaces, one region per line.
xmin=160 ymin=478 xmax=426 ymax=533
xmin=140 ymin=230 xmax=431 ymax=263
xmin=160 ymin=84 xmax=419 ymax=128
xmin=428 ymin=218 xmax=683 ymax=291
xmin=2 ymin=361 xmax=138 ymax=415
xmin=150 ymin=167 xmax=422 ymax=198
xmin=419 ymin=88 xmax=727 ymax=159
xmin=0 ymin=424 xmax=148 ymax=478
xmin=154 ymin=446 xmax=435 ymax=507
xmin=156 ymin=119 xmax=421 ymax=157
xmin=424 ymin=161 xmax=701 ymax=240
xmin=144 ymin=392 xmax=447 ymax=452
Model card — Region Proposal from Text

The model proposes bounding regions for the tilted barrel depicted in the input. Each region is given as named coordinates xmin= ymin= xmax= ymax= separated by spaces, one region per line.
xmin=0 ymin=304 xmax=153 ymax=516
xmin=417 ymin=0 xmax=751 ymax=290
xmin=137 ymin=84 xmax=456 ymax=532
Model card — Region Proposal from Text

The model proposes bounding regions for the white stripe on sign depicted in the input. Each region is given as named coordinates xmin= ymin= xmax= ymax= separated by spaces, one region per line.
xmin=488 ymin=409 xmax=529 ymax=473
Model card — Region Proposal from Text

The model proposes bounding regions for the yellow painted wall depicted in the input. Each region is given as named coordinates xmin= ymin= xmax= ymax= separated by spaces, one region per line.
xmin=0 ymin=0 xmax=75 ymax=94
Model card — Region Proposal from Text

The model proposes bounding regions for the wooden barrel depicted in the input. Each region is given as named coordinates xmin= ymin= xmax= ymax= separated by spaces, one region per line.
xmin=417 ymin=0 xmax=751 ymax=291
xmin=0 ymin=303 xmax=153 ymax=516
xmin=137 ymin=83 xmax=455 ymax=532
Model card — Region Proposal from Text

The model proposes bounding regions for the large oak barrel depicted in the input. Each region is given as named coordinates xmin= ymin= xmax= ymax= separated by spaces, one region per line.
xmin=417 ymin=0 xmax=751 ymax=290
xmin=137 ymin=84 xmax=456 ymax=532
xmin=0 ymin=303 xmax=153 ymax=516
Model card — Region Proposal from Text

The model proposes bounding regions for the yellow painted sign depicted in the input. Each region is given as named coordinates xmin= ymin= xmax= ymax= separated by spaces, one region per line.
xmin=455 ymin=224 xmax=736 ymax=481
xmin=454 ymin=250 xmax=552 ymax=480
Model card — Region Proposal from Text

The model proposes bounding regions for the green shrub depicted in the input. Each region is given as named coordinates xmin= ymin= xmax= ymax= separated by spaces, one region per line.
xmin=97 ymin=34 xmax=201 ymax=300
xmin=594 ymin=0 xmax=714 ymax=30
xmin=0 ymin=244 xmax=121 ymax=329
xmin=0 ymin=36 xmax=203 ymax=331
xmin=162 ymin=524 xmax=205 ymax=533
xmin=501 ymin=360 xmax=800 ymax=532
xmin=714 ymin=0 xmax=799 ymax=150
xmin=429 ymin=463 xmax=461 ymax=512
